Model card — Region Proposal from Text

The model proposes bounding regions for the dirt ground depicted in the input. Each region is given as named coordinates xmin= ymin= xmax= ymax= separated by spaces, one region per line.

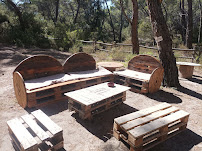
xmin=0 ymin=44 xmax=201 ymax=151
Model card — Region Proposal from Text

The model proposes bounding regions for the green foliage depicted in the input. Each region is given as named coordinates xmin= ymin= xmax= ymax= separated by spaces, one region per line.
xmin=7 ymin=12 xmax=48 ymax=47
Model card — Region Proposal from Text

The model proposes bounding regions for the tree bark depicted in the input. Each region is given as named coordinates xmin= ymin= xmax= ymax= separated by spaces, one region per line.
xmin=105 ymin=0 xmax=116 ymax=41
xmin=131 ymin=0 xmax=139 ymax=54
xmin=180 ymin=0 xmax=186 ymax=44
xmin=6 ymin=0 xmax=25 ymax=31
xmin=186 ymin=0 xmax=193 ymax=48
xmin=73 ymin=0 xmax=80 ymax=24
xmin=120 ymin=0 xmax=139 ymax=54
xmin=119 ymin=10 xmax=124 ymax=42
xmin=198 ymin=0 xmax=202 ymax=43
xmin=147 ymin=0 xmax=180 ymax=87
xmin=55 ymin=0 xmax=60 ymax=23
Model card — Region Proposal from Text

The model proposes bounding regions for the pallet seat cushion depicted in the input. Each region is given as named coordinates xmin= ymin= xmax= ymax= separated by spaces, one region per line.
xmin=24 ymin=73 xmax=75 ymax=90
xmin=69 ymin=66 xmax=112 ymax=79
xmin=114 ymin=69 xmax=151 ymax=82
xmin=25 ymin=67 xmax=112 ymax=91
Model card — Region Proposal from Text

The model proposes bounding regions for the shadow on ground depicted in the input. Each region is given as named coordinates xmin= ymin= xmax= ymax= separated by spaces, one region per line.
xmin=177 ymin=86 xmax=202 ymax=100
xmin=26 ymin=100 xmax=69 ymax=116
xmin=72 ymin=103 xmax=138 ymax=142
xmin=0 ymin=45 xmax=71 ymax=66
xmin=146 ymin=90 xmax=182 ymax=103
xmin=188 ymin=75 xmax=202 ymax=85
xmin=148 ymin=129 xmax=202 ymax=151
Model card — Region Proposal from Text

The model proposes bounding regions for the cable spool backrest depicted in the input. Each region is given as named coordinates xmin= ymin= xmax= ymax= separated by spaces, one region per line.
xmin=63 ymin=52 xmax=96 ymax=73
xmin=128 ymin=55 xmax=163 ymax=74
xmin=14 ymin=55 xmax=63 ymax=80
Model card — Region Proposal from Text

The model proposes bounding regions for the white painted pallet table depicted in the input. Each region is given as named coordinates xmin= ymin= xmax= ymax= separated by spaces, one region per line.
xmin=113 ymin=103 xmax=190 ymax=151
xmin=65 ymin=82 xmax=130 ymax=119
xmin=7 ymin=110 xmax=63 ymax=151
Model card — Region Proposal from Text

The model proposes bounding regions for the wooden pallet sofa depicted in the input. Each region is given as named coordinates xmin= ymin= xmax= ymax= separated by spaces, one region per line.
xmin=13 ymin=52 xmax=113 ymax=108
xmin=114 ymin=55 xmax=164 ymax=93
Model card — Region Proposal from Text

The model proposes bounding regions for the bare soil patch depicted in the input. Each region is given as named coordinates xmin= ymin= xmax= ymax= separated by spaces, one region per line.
xmin=0 ymin=45 xmax=201 ymax=151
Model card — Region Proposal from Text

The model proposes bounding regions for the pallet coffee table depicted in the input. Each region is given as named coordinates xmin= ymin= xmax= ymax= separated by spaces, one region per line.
xmin=113 ymin=103 xmax=189 ymax=151
xmin=65 ymin=82 xmax=130 ymax=120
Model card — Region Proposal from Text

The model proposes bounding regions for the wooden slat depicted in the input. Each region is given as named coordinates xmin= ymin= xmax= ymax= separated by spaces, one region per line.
xmin=21 ymin=114 xmax=50 ymax=141
xmin=65 ymin=82 xmax=130 ymax=106
xmin=128 ymin=110 xmax=189 ymax=138
xmin=31 ymin=110 xmax=62 ymax=136
xmin=7 ymin=118 xmax=37 ymax=150
xmin=121 ymin=106 xmax=179 ymax=131
xmin=114 ymin=103 xmax=171 ymax=125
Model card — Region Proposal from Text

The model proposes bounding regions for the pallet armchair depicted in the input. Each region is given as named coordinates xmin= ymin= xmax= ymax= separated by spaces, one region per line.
xmin=13 ymin=53 xmax=113 ymax=108
xmin=114 ymin=55 xmax=164 ymax=93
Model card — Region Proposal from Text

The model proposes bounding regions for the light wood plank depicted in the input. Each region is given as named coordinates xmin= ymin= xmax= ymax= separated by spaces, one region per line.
xmin=128 ymin=110 xmax=189 ymax=138
xmin=114 ymin=69 xmax=151 ymax=81
xmin=7 ymin=118 xmax=37 ymax=150
xmin=31 ymin=110 xmax=62 ymax=136
xmin=65 ymin=82 xmax=130 ymax=106
xmin=121 ymin=106 xmax=179 ymax=131
xmin=21 ymin=114 xmax=49 ymax=141
xmin=114 ymin=103 xmax=171 ymax=125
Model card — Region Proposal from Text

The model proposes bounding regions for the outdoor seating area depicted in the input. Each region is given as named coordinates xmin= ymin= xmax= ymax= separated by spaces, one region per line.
xmin=8 ymin=52 xmax=197 ymax=151
xmin=13 ymin=53 xmax=113 ymax=108
xmin=114 ymin=55 xmax=164 ymax=93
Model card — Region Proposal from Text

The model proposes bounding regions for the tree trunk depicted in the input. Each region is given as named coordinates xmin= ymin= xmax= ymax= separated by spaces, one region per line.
xmin=198 ymin=0 xmax=202 ymax=43
xmin=119 ymin=10 xmax=124 ymax=42
xmin=6 ymin=0 xmax=25 ymax=31
xmin=180 ymin=0 xmax=186 ymax=44
xmin=105 ymin=0 xmax=116 ymax=41
xmin=55 ymin=0 xmax=60 ymax=23
xmin=74 ymin=0 xmax=80 ymax=24
xmin=147 ymin=0 xmax=180 ymax=87
xmin=186 ymin=0 xmax=193 ymax=48
xmin=120 ymin=0 xmax=139 ymax=54
xmin=131 ymin=0 xmax=139 ymax=54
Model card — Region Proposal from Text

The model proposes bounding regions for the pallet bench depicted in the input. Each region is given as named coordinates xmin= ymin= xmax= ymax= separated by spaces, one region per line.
xmin=7 ymin=110 xmax=63 ymax=151
xmin=13 ymin=52 xmax=113 ymax=108
xmin=113 ymin=103 xmax=189 ymax=151
xmin=65 ymin=82 xmax=130 ymax=120
xmin=114 ymin=55 xmax=164 ymax=93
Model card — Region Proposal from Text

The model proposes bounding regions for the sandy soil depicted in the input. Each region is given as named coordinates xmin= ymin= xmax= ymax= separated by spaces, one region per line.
xmin=0 ymin=44 xmax=201 ymax=151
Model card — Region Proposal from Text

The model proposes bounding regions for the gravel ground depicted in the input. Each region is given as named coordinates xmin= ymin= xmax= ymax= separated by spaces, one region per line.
xmin=0 ymin=45 xmax=201 ymax=151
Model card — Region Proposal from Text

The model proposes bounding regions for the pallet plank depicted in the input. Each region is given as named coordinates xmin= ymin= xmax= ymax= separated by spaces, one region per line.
xmin=128 ymin=110 xmax=189 ymax=138
xmin=21 ymin=114 xmax=50 ymax=141
xmin=7 ymin=118 xmax=37 ymax=150
xmin=31 ymin=110 xmax=62 ymax=136
xmin=121 ymin=106 xmax=179 ymax=131
xmin=114 ymin=103 xmax=171 ymax=126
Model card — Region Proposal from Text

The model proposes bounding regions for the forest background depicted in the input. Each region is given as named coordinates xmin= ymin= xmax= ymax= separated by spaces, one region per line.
xmin=0 ymin=0 xmax=201 ymax=53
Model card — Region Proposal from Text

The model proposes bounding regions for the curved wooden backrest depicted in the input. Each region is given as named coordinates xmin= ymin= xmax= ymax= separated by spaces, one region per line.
xmin=128 ymin=55 xmax=163 ymax=74
xmin=63 ymin=52 xmax=96 ymax=73
xmin=14 ymin=55 xmax=63 ymax=80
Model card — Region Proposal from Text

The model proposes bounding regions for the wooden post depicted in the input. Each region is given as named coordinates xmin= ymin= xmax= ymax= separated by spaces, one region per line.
xmin=93 ymin=41 xmax=97 ymax=52
xmin=79 ymin=46 xmax=83 ymax=52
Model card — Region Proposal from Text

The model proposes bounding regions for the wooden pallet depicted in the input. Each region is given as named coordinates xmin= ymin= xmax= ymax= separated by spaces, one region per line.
xmin=7 ymin=110 xmax=63 ymax=151
xmin=25 ymin=74 xmax=113 ymax=108
xmin=114 ymin=75 xmax=149 ymax=93
xmin=113 ymin=103 xmax=189 ymax=151
xmin=68 ymin=91 xmax=126 ymax=120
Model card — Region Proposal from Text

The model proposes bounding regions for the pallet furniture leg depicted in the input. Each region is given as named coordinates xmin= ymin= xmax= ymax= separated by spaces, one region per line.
xmin=158 ymin=126 xmax=168 ymax=141
xmin=179 ymin=116 xmax=189 ymax=130
xmin=113 ymin=129 xmax=121 ymax=140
